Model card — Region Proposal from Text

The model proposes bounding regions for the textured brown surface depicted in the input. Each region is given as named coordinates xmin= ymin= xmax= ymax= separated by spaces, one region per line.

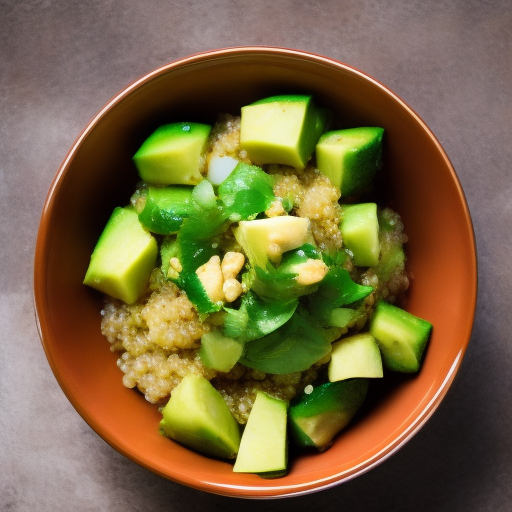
xmin=2 ymin=1 xmax=510 ymax=510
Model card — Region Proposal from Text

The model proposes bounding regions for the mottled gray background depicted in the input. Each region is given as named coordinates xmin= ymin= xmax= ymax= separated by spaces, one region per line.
xmin=1 ymin=0 xmax=511 ymax=510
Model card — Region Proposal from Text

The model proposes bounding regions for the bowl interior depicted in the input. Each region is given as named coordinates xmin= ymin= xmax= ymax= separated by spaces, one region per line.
xmin=34 ymin=48 xmax=476 ymax=498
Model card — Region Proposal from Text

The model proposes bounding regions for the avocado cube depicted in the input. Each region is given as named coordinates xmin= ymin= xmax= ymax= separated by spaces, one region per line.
xmin=240 ymin=95 xmax=327 ymax=169
xmin=369 ymin=301 xmax=433 ymax=373
xmin=316 ymin=127 xmax=384 ymax=197
xmin=198 ymin=329 xmax=244 ymax=373
xmin=328 ymin=333 xmax=383 ymax=381
xmin=326 ymin=307 xmax=364 ymax=329
xmin=233 ymin=391 xmax=288 ymax=474
xmin=133 ymin=122 xmax=211 ymax=185
xmin=83 ymin=207 xmax=157 ymax=304
xmin=159 ymin=374 xmax=241 ymax=459
xmin=233 ymin=216 xmax=312 ymax=268
xmin=289 ymin=379 xmax=368 ymax=451
xmin=340 ymin=203 xmax=380 ymax=267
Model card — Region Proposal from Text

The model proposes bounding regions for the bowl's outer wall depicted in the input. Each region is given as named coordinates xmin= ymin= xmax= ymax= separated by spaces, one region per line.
xmin=34 ymin=48 xmax=476 ymax=498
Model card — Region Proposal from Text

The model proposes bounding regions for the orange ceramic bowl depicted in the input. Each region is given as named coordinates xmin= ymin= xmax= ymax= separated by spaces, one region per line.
xmin=34 ymin=47 xmax=477 ymax=498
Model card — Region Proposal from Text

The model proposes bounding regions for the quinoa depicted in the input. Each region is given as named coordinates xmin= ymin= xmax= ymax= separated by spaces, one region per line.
xmin=212 ymin=365 xmax=320 ymax=423
xmin=269 ymin=165 xmax=344 ymax=254
xmin=100 ymin=114 xmax=410 ymax=421
xmin=207 ymin=114 xmax=251 ymax=163
xmin=360 ymin=207 xmax=410 ymax=304
xmin=101 ymin=268 xmax=319 ymax=418
xmin=101 ymin=269 xmax=215 ymax=404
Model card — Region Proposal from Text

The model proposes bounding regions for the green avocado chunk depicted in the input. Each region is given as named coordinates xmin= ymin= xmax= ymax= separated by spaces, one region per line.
xmin=233 ymin=216 xmax=312 ymax=268
xmin=133 ymin=122 xmax=211 ymax=185
xmin=328 ymin=333 xmax=383 ymax=381
xmin=316 ymin=127 xmax=384 ymax=197
xmin=240 ymin=95 xmax=328 ymax=169
xmin=138 ymin=185 xmax=194 ymax=234
xmin=83 ymin=207 xmax=157 ymax=304
xmin=340 ymin=203 xmax=381 ymax=267
xmin=159 ymin=374 xmax=241 ymax=459
xmin=289 ymin=379 xmax=368 ymax=451
xmin=369 ymin=301 xmax=433 ymax=373
xmin=198 ymin=329 xmax=244 ymax=373
xmin=233 ymin=391 xmax=288 ymax=475
xmin=325 ymin=307 xmax=364 ymax=329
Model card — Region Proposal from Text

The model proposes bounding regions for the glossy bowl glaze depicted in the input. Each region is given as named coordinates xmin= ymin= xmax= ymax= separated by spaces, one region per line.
xmin=34 ymin=47 xmax=477 ymax=498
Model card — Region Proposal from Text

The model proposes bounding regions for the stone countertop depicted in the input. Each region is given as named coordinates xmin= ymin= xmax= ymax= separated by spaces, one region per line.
xmin=2 ymin=1 xmax=510 ymax=510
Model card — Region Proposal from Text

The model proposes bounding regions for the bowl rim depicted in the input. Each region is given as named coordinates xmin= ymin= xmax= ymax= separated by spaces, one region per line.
xmin=33 ymin=45 xmax=478 ymax=498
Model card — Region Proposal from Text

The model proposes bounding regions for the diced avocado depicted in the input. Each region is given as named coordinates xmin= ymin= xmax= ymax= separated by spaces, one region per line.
xmin=233 ymin=216 xmax=312 ymax=267
xmin=328 ymin=333 xmax=383 ymax=381
xmin=159 ymin=374 xmax=241 ymax=459
xmin=325 ymin=307 xmax=364 ymax=329
xmin=133 ymin=122 xmax=211 ymax=185
xmin=138 ymin=185 xmax=194 ymax=235
xmin=240 ymin=95 xmax=328 ymax=169
xmin=340 ymin=203 xmax=380 ymax=267
xmin=289 ymin=379 xmax=368 ymax=451
xmin=369 ymin=301 xmax=433 ymax=373
xmin=83 ymin=207 xmax=157 ymax=304
xmin=316 ymin=127 xmax=384 ymax=197
xmin=233 ymin=391 xmax=288 ymax=475
xmin=198 ymin=328 xmax=244 ymax=372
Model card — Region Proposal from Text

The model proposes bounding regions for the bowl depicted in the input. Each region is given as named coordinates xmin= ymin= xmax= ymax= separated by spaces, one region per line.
xmin=34 ymin=47 xmax=477 ymax=498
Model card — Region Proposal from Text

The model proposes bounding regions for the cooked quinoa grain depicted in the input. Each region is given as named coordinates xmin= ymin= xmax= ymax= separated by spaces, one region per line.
xmin=360 ymin=207 xmax=410 ymax=304
xmin=213 ymin=365 xmax=319 ymax=423
xmin=207 ymin=114 xmax=251 ymax=162
xmin=102 ymin=269 xmax=214 ymax=404
xmin=101 ymin=268 xmax=320 ymax=413
xmin=269 ymin=166 xmax=344 ymax=254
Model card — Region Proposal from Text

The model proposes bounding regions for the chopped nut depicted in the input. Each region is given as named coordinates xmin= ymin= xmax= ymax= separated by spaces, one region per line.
xmin=132 ymin=193 xmax=146 ymax=213
xmin=167 ymin=267 xmax=179 ymax=280
xmin=196 ymin=255 xmax=225 ymax=303
xmin=293 ymin=259 xmax=329 ymax=286
xmin=265 ymin=199 xmax=286 ymax=217
xmin=167 ymin=257 xmax=183 ymax=280
xmin=267 ymin=242 xmax=283 ymax=263
xmin=169 ymin=257 xmax=182 ymax=273
xmin=221 ymin=251 xmax=245 ymax=280
xmin=223 ymin=278 xmax=243 ymax=302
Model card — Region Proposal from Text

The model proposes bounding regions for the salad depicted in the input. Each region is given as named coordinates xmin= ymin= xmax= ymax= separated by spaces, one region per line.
xmin=84 ymin=94 xmax=432 ymax=476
